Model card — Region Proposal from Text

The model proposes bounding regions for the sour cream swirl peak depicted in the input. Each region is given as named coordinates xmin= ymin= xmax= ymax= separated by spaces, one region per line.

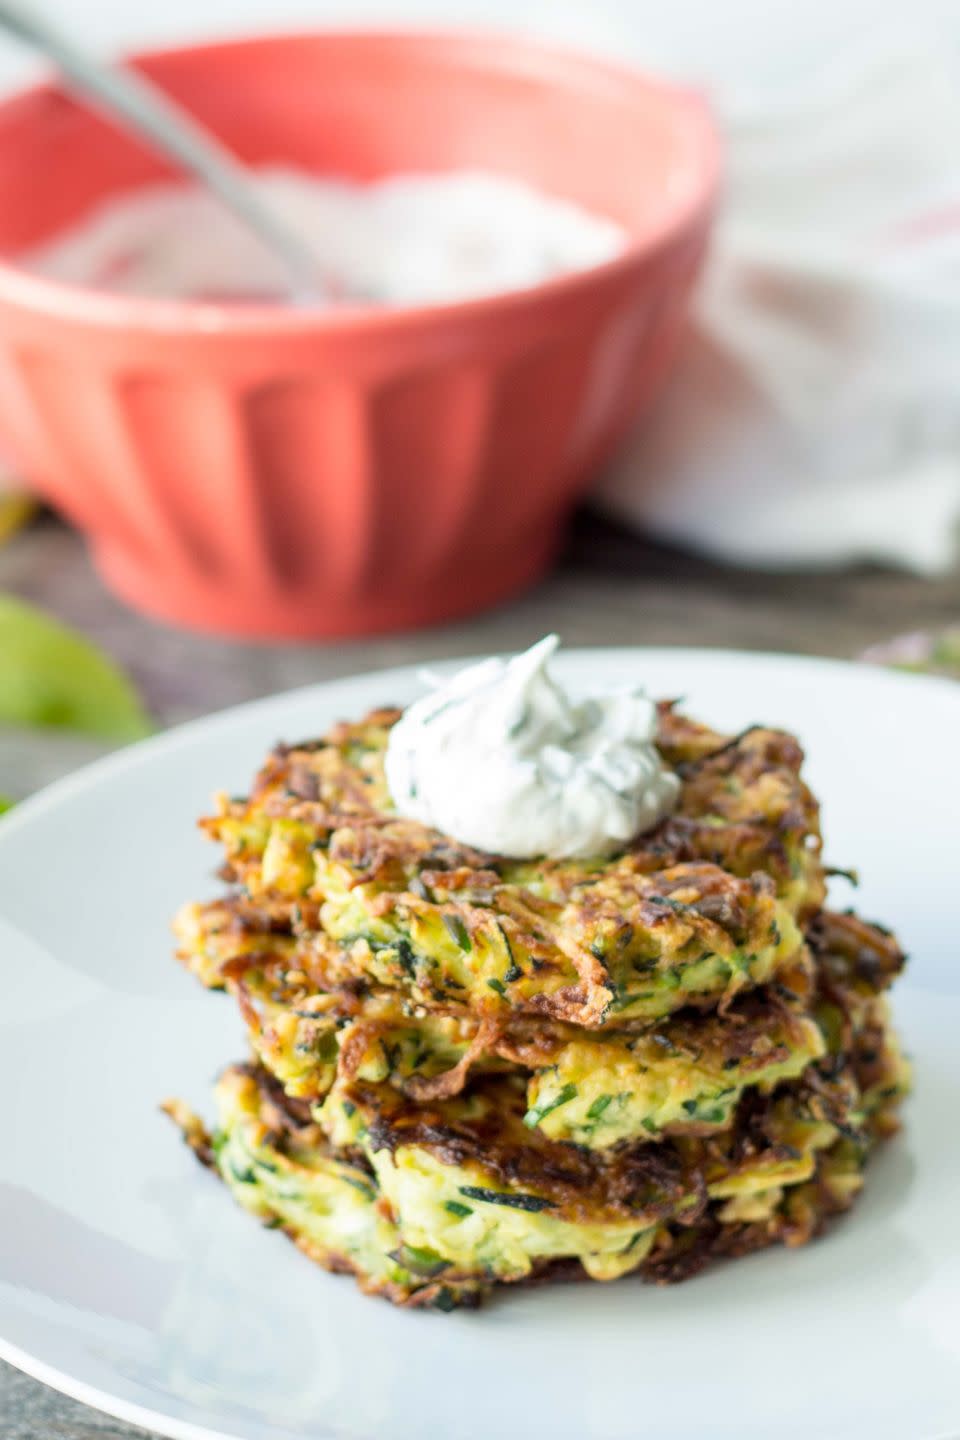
xmin=384 ymin=636 xmax=680 ymax=860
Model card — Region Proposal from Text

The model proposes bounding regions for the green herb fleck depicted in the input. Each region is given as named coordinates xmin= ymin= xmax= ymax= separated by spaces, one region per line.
xmin=586 ymin=1094 xmax=613 ymax=1121
xmin=389 ymin=1244 xmax=450 ymax=1278
xmin=444 ymin=1200 xmax=473 ymax=1218
xmin=524 ymin=1082 xmax=578 ymax=1128
xmin=396 ymin=938 xmax=417 ymax=977
xmin=459 ymin=1185 xmax=554 ymax=1213
xmin=315 ymin=1029 xmax=339 ymax=1062
xmin=442 ymin=913 xmax=472 ymax=951
xmin=610 ymin=986 xmax=653 ymax=1011
xmin=495 ymin=920 xmax=517 ymax=971
xmin=341 ymin=1174 xmax=377 ymax=1200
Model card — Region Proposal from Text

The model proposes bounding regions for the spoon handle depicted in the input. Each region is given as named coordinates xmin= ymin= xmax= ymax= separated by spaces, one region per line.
xmin=0 ymin=0 xmax=324 ymax=303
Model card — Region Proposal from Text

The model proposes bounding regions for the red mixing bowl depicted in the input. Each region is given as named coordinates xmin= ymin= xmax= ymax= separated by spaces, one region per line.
xmin=0 ymin=30 xmax=717 ymax=639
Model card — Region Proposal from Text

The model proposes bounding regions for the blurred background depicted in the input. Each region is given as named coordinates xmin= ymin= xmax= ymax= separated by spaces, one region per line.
xmin=3 ymin=0 xmax=959 ymax=100
xmin=0 ymin=0 xmax=959 ymax=780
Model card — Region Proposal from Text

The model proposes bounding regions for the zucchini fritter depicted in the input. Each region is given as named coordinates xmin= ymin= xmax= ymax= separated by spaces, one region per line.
xmin=169 ymin=697 xmax=908 ymax=1311
xmin=176 ymin=898 xmax=825 ymax=1147
xmin=169 ymin=990 xmax=906 ymax=1308
xmin=200 ymin=706 xmax=822 ymax=1027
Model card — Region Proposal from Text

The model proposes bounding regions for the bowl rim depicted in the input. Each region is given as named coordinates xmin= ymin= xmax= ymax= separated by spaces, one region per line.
xmin=0 ymin=26 xmax=720 ymax=337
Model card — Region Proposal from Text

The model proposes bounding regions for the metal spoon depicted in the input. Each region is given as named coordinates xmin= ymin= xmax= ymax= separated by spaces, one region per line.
xmin=0 ymin=0 xmax=325 ymax=304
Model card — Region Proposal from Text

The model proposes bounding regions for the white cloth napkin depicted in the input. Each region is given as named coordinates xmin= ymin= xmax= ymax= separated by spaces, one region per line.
xmin=596 ymin=37 xmax=960 ymax=573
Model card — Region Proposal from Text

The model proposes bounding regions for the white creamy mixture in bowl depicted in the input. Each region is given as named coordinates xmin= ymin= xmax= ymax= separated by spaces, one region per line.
xmin=23 ymin=169 xmax=628 ymax=307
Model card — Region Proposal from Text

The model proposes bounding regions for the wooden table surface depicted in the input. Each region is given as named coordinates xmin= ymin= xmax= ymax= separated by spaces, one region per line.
xmin=2 ymin=513 xmax=958 ymax=1437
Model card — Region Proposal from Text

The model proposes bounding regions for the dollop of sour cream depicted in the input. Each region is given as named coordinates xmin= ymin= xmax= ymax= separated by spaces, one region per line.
xmin=385 ymin=636 xmax=680 ymax=860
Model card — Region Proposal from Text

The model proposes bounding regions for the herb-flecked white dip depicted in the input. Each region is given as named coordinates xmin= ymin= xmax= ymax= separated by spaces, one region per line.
xmin=385 ymin=635 xmax=680 ymax=860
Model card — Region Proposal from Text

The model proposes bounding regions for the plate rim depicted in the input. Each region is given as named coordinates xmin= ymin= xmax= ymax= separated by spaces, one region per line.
xmin=1 ymin=643 xmax=956 ymax=1440
xmin=2 ymin=645 xmax=958 ymax=848
xmin=0 ymin=1336 xmax=243 ymax=1440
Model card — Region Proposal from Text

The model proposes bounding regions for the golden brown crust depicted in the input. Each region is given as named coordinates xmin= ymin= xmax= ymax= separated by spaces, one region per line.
xmin=807 ymin=909 xmax=906 ymax=995
xmin=357 ymin=1074 xmax=703 ymax=1228
xmin=174 ymin=1047 xmax=895 ymax=1308
xmin=170 ymin=697 xmax=907 ymax=1312
xmin=178 ymin=893 xmax=825 ymax=1111
xmin=198 ymin=705 xmax=823 ymax=1030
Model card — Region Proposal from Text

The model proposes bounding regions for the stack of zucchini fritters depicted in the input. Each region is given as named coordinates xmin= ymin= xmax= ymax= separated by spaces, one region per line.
xmin=168 ymin=703 xmax=908 ymax=1310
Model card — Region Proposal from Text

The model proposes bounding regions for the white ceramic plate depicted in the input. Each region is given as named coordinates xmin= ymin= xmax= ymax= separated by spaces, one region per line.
xmin=2 ymin=649 xmax=959 ymax=1440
